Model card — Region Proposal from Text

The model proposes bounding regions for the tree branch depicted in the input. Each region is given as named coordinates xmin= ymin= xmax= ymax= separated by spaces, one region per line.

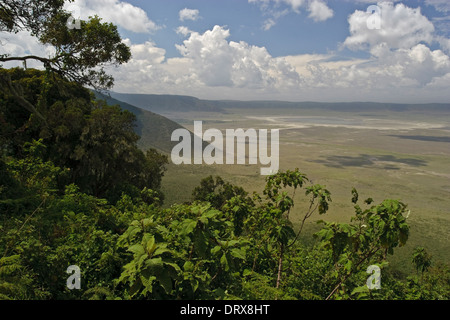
xmin=0 ymin=55 xmax=52 ymax=64
xmin=0 ymin=73 xmax=47 ymax=123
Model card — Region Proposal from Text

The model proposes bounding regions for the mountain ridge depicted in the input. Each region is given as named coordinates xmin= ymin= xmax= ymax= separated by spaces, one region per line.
xmin=109 ymin=92 xmax=224 ymax=113
xmin=109 ymin=92 xmax=450 ymax=113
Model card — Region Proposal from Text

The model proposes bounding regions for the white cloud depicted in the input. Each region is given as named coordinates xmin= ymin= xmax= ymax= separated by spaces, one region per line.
xmin=174 ymin=25 xmax=300 ymax=88
xmin=122 ymin=39 xmax=166 ymax=65
xmin=179 ymin=8 xmax=200 ymax=22
xmin=106 ymin=25 xmax=302 ymax=99
xmin=0 ymin=31 xmax=55 ymax=69
xmin=275 ymin=0 xmax=305 ymax=12
xmin=249 ymin=0 xmax=333 ymax=29
xmin=66 ymin=0 xmax=159 ymax=33
xmin=280 ymin=45 xmax=450 ymax=102
xmin=66 ymin=2 xmax=450 ymax=102
xmin=425 ymin=0 xmax=450 ymax=12
xmin=351 ymin=44 xmax=450 ymax=87
xmin=262 ymin=9 xmax=289 ymax=30
xmin=348 ymin=0 xmax=401 ymax=3
xmin=343 ymin=2 xmax=435 ymax=51
xmin=176 ymin=26 xmax=193 ymax=37
xmin=426 ymin=72 xmax=450 ymax=88
xmin=284 ymin=54 xmax=368 ymax=77
xmin=249 ymin=0 xmax=305 ymax=12
xmin=438 ymin=36 xmax=450 ymax=53
xmin=308 ymin=0 xmax=334 ymax=22
xmin=3 ymin=1 xmax=449 ymax=104
xmin=106 ymin=21 xmax=450 ymax=103
xmin=263 ymin=18 xmax=277 ymax=31
xmin=331 ymin=2 xmax=450 ymax=95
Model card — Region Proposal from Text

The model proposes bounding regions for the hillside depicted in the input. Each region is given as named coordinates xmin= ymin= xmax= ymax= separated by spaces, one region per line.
xmin=109 ymin=92 xmax=224 ymax=113
xmin=95 ymin=92 xmax=204 ymax=154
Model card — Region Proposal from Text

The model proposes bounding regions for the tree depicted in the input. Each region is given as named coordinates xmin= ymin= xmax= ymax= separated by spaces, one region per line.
xmin=192 ymin=176 xmax=249 ymax=210
xmin=259 ymin=169 xmax=331 ymax=292
xmin=0 ymin=0 xmax=130 ymax=126
xmin=0 ymin=0 xmax=130 ymax=89
xmin=0 ymin=68 xmax=168 ymax=203
xmin=1 ymin=0 xmax=66 ymax=35
xmin=315 ymin=189 xmax=410 ymax=300
xmin=412 ymin=247 xmax=432 ymax=277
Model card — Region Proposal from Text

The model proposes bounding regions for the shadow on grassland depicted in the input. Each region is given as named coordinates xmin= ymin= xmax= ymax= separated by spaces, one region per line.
xmin=389 ymin=135 xmax=450 ymax=143
xmin=313 ymin=154 xmax=428 ymax=169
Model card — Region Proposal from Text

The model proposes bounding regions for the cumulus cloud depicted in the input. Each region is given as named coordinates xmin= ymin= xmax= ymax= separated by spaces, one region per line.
xmin=343 ymin=2 xmax=435 ymax=51
xmin=122 ymin=39 xmax=166 ymax=65
xmin=104 ymin=26 xmax=302 ymax=99
xmin=174 ymin=25 xmax=301 ymax=88
xmin=107 ymin=18 xmax=450 ymax=102
xmin=275 ymin=44 xmax=449 ymax=102
xmin=66 ymin=0 xmax=159 ymax=33
xmin=179 ymin=8 xmax=201 ymax=22
xmin=333 ymin=44 xmax=450 ymax=89
xmin=332 ymin=2 xmax=450 ymax=94
xmin=249 ymin=1 xmax=449 ymax=101
xmin=3 ymin=1 xmax=449 ymax=103
xmin=438 ymin=36 xmax=450 ymax=53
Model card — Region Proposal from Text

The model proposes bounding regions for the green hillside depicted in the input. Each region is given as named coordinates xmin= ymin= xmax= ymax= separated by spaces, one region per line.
xmin=95 ymin=92 xmax=203 ymax=154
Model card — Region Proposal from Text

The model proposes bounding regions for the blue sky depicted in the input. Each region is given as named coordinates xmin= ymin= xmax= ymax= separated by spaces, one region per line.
xmin=119 ymin=0 xmax=448 ymax=57
xmin=122 ymin=0 xmax=354 ymax=58
xmin=2 ymin=0 xmax=450 ymax=102
xmin=120 ymin=0 xmax=350 ymax=59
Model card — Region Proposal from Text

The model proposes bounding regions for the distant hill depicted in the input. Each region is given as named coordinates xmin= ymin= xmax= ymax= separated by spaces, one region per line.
xmin=109 ymin=92 xmax=224 ymax=113
xmin=94 ymin=92 xmax=205 ymax=154
xmin=108 ymin=92 xmax=450 ymax=114
xmin=210 ymin=100 xmax=450 ymax=112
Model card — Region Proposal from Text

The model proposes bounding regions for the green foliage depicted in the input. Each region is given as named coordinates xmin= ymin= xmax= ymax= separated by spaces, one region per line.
xmin=0 ymin=68 xmax=168 ymax=203
xmin=0 ymin=0 xmax=130 ymax=89
xmin=0 ymin=6 xmax=448 ymax=299
xmin=404 ymin=262 xmax=450 ymax=299
xmin=115 ymin=202 xmax=249 ymax=299
xmin=412 ymin=247 xmax=432 ymax=276
xmin=0 ymin=147 xmax=449 ymax=300
xmin=314 ymin=188 xmax=410 ymax=299
xmin=192 ymin=175 xmax=249 ymax=210
xmin=0 ymin=138 xmax=166 ymax=299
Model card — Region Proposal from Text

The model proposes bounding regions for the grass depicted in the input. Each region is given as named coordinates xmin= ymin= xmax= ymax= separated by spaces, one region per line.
xmin=158 ymin=107 xmax=450 ymax=273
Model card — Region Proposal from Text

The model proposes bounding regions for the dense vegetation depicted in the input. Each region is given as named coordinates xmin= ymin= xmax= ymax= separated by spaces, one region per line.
xmin=0 ymin=0 xmax=448 ymax=300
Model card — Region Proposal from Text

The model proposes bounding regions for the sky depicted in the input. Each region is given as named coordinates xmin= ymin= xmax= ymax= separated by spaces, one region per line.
xmin=1 ymin=0 xmax=450 ymax=103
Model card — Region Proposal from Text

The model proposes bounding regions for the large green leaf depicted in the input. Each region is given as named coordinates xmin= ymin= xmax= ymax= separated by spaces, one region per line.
xmin=220 ymin=253 xmax=229 ymax=272
xmin=128 ymin=244 xmax=145 ymax=257
xmin=181 ymin=219 xmax=197 ymax=235
xmin=231 ymin=248 xmax=246 ymax=260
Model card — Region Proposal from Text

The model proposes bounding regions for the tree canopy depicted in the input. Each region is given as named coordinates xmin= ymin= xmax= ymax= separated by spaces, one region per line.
xmin=0 ymin=0 xmax=130 ymax=89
